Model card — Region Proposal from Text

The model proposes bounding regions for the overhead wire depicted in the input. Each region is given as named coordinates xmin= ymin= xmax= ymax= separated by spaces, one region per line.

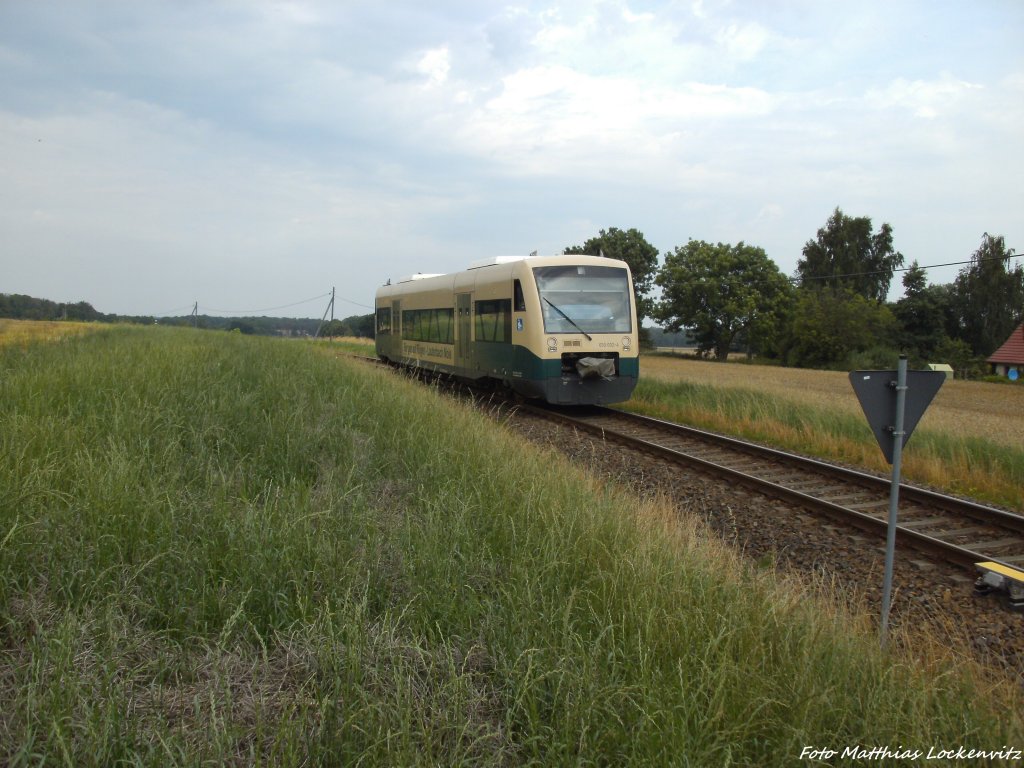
xmin=332 ymin=295 xmax=374 ymax=310
xmin=152 ymin=303 xmax=199 ymax=317
xmin=201 ymin=292 xmax=332 ymax=315
xmin=793 ymin=252 xmax=1022 ymax=284
xmin=157 ymin=290 xmax=374 ymax=318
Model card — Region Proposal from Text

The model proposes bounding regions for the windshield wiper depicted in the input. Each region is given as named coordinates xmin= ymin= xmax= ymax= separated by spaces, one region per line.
xmin=543 ymin=298 xmax=592 ymax=341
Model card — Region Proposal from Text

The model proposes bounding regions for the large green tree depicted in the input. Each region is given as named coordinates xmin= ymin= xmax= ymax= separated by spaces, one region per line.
xmin=892 ymin=261 xmax=955 ymax=361
xmin=654 ymin=240 xmax=792 ymax=360
xmin=780 ymin=289 xmax=897 ymax=369
xmin=797 ymin=207 xmax=904 ymax=301
xmin=564 ymin=227 xmax=659 ymax=323
xmin=950 ymin=233 xmax=1023 ymax=356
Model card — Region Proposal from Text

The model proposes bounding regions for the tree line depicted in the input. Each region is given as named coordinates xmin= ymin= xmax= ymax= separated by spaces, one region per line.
xmin=0 ymin=293 xmax=375 ymax=339
xmin=0 ymin=294 xmax=153 ymax=325
xmin=566 ymin=211 xmax=1023 ymax=377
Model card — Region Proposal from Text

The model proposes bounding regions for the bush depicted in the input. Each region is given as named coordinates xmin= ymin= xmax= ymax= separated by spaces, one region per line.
xmin=848 ymin=345 xmax=903 ymax=370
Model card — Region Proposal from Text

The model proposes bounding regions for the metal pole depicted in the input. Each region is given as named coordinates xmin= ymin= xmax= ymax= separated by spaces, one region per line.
xmin=880 ymin=355 xmax=908 ymax=646
xmin=314 ymin=291 xmax=332 ymax=338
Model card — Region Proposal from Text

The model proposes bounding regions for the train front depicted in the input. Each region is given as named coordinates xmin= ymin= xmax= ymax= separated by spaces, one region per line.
xmin=515 ymin=256 xmax=639 ymax=405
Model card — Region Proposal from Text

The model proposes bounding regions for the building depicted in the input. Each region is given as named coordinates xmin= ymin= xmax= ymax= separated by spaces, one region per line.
xmin=987 ymin=322 xmax=1024 ymax=380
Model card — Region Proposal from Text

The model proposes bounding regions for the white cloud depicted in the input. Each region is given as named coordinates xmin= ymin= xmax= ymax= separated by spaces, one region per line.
xmin=0 ymin=91 xmax=472 ymax=314
xmin=2 ymin=0 xmax=1022 ymax=314
xmin=416 ymin=46 xmax=451 ymax=86
xmin=755 ymin=204 xmax=784 ymax=222
xmin=866 ymin=74 xmax=983 ymax=119
xmin=714 ymin=22 xmax=769 ymax=62
xmin=448 ymin=64 xmax=775 ymax=178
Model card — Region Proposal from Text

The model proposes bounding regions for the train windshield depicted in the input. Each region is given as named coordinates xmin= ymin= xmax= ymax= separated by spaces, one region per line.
xmin=533 ymin=265 xmax=632 ymax=333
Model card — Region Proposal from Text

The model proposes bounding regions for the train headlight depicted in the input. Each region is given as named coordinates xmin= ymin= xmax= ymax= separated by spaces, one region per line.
xmin=547 ymin=337 xmax=557 ymax=352
xmin=622 ymin=336 xmax=632 ymax=350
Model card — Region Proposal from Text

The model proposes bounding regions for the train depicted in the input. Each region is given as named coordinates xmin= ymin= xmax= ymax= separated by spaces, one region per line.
xmin=374 ymin=254 xmax=639 ymax=405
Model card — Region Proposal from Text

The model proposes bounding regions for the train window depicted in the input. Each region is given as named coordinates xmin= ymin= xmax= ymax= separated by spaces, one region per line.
xmin=400 ymin=308 xmax=454 ymax=344
xmin=376 ymin=307 xmax=391 ymax=334
xmin=513 ymin=280 xmax=526 ymax=312
xmin=533 ymin=265 xmax=632 ymax=334
xmin=474 ymin=299 xmax=512 ymax=343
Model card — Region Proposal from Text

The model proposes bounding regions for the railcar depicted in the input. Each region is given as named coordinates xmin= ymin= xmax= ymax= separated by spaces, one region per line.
xmin=374 ymin=254 xmax=639 ymax=405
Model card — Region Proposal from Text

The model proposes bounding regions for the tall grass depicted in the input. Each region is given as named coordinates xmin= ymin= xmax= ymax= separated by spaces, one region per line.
xmin=0 ymin=326 xmax=1019 ymax=764
xmin=624 ymin=376 xmax=1024 ymax=510
xmin=0 ymin=319 xmax=98 ymax=348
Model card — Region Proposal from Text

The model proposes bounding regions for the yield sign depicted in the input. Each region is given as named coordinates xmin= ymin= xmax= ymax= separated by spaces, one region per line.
xmin=849 ymin=369 xmax=945 ymax=464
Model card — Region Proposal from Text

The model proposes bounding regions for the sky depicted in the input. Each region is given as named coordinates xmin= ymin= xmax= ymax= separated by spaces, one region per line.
xmin=2 ymin=0 xmax=1022 ymax=319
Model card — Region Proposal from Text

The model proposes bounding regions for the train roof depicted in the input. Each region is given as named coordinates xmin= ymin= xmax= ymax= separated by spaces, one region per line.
xmin=382 ymin=253 xmax=628 ymax=288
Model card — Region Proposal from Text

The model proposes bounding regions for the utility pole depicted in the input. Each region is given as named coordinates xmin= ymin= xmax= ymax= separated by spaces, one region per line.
xmin=314 ymin=288 xmax=335 ymax=338
xmin=191 ymin=302 xmax=198 ymax=329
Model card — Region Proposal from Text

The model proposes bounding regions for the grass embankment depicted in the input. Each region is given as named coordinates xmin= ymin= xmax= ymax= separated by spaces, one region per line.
xmin=1 ymin=327 xmax=1020 ymax=764
xmin=630 ymin=355 xmax=1024 ymax=511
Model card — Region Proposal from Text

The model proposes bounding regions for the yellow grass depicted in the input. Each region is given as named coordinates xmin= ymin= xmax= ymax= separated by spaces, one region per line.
xmin=0 ymin=319 xmax=99 ymax=348
xmin=636 ymin=354 xmax=1024 ymax=509
xmin=320 ymin=335 xmax=374 ymax=347
xmin=640 ymin=354 xmax=1024 ymax=450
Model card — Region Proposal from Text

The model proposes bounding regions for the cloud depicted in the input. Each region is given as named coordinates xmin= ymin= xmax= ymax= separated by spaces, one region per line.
xmin=866 ymin=74 xmax=984 ymax=119
xmin=2 ymin=0 xmax=1022 ymax=315
xmin=423 ymin=58 xmax=777 ymax=181
xmin=416 ymin=46 xmax=451 ymax=85
xmin=0 ymin=88 xmax=475 ymax=314
xmin=714 ymin=22 xmax=769 ymax=62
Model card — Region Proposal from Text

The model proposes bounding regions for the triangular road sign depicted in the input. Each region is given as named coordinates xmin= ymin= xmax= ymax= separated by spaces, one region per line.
xmin=849 ymin=370 xmax=946 ymax=464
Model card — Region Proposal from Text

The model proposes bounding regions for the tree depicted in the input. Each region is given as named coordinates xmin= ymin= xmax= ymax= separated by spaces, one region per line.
xmin=902 ymin=261 xmax=928 ymax=295
xmin=654 ymin=240 xmax=792 ymax=361
xmin=950 ymin=233 xmax=1023 ymax=356
xmin=320 ymin=319 xmax=348 ymax=338
xmin=932 ymin=337 xmax=976 ymax=379
xmin=564 ymin=227 xmax=659 ymax=323
xmin=892 ymin=261 xmax=954 ymax=361
xmin=796 ymin=207 xmax=904 ymax=301
xmin=341 ymin=313 xmax=375 ymax=338
xmin=780 ymin=289 xmax=897 ymax=369
xmin=228 ymin=320 xmax=257 ymax=335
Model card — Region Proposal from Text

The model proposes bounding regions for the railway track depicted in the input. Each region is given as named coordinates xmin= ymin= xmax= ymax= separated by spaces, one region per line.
xmin=351 ymin=352 xmax=1024 ymax=667
xmin=353 ymin=352 xmax=1024 ymax=579
xmin=518 ymin=403 xmax=1024 ymax=574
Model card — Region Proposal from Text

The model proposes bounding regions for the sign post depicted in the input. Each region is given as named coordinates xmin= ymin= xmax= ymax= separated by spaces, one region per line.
xmin=879 ymin=357 xmax=907 ymax=644
xmin=849 ymin=356 xmax=945 ymax=646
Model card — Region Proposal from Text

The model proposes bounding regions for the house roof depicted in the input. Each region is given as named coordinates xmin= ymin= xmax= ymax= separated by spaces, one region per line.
xmin=987 ymin=322 xmax=1024 ymax=364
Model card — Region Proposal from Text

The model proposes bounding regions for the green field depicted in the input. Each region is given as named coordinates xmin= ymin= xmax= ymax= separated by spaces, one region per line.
xmin=1 ymin=326 xmax=1020 ymax=765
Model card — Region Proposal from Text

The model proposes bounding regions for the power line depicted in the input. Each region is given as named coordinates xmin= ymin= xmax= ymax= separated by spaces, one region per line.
xmin=793 ymin=252 xmax=1022 ymax=284
xmin=334 ymin=294 xmax=374 ymax=310
xmin=156 ymin=289 xmax=374 ymax=319
xmin=153 ymin=303 xmax=199 ymax=317
xmin=202 ymin=292 xmax=332 ymax=315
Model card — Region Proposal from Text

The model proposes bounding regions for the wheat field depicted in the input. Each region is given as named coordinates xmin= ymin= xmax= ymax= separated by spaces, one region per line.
xmin=641 ymin=355 xmax=1024 ymax=450
xmin=0 ymin=318 xmax=99 ymax=348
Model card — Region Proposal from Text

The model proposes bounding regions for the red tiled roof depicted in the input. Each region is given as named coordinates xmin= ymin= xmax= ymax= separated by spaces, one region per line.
xmin=987 ymin=322 xmax=1024 ymax=364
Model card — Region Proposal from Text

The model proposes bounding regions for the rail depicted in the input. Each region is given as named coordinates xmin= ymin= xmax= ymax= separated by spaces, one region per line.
xmin=520 ymin=404 xmax=1024 ymax=572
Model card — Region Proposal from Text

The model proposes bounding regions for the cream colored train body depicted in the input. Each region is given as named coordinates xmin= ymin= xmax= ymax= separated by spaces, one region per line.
xmin=374 ymin=255 xmax=639 ymax=405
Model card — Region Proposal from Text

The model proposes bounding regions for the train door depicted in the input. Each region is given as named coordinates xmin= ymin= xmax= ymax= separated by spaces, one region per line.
xmin=391 ymin=300 xmax=401 ymax=358
xmin=456 ymin=293 xmax=472 ymax=367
